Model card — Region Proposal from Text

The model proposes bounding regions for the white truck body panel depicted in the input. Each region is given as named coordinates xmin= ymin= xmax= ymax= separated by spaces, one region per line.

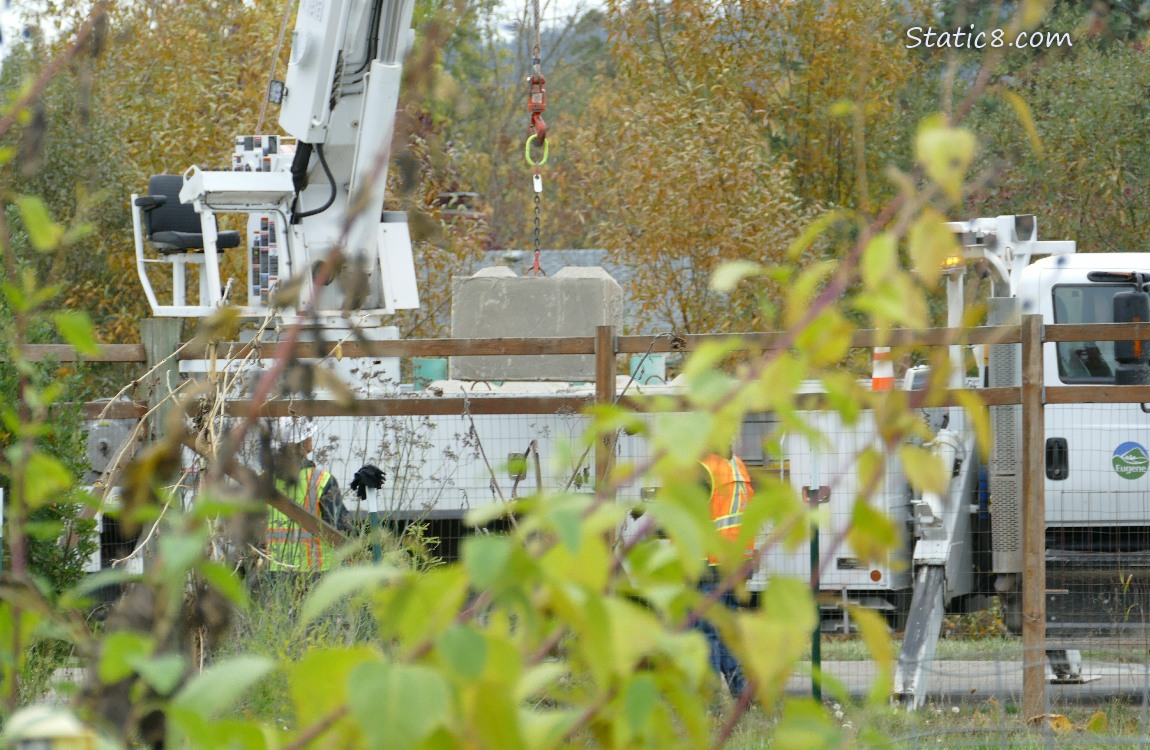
xmin=1018 ymin=253 xmax=1150 ymax=527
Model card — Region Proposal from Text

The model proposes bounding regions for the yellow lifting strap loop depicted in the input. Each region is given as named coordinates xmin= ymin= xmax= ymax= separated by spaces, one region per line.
xmin=525 ymin=133 xmax=549 ymax=167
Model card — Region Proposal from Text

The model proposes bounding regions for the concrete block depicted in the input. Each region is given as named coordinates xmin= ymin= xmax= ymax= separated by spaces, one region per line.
xmin=450 ymin=266 xmax=623 ymax=380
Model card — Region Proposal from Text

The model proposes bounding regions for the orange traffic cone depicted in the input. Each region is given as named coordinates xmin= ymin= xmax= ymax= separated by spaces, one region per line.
xmin=872 ymin=347 xmax=894 ymax=391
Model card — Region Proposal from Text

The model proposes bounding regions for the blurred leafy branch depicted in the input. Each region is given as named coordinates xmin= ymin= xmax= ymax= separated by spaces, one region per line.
xmin=0 ymin=0 xmax=1088 ymax=747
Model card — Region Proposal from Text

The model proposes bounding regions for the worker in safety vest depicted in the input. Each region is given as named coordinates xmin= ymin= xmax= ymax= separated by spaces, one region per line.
xmin=265 ymin=418 xmax=351 ymax=573
xmin=696 ymin=452 xmax=756 ymax=700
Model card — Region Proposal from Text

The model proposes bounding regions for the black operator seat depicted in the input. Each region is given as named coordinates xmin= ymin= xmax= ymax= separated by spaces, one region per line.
xmin=134 ymin=174 xmax=241 ymax=254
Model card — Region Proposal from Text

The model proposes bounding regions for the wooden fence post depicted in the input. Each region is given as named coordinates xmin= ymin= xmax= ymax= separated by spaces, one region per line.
xmin=140 ymin=318 xmax=181 ymax=440
xmin=594 ymin=325 xmax=617 ymax=498
xmin=1021 ymin=313 xmax=1047 ymax=721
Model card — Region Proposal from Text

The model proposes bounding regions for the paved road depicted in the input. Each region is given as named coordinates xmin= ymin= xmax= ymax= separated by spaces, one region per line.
xmin=788 ymin=660 xmax=1150 ymax=705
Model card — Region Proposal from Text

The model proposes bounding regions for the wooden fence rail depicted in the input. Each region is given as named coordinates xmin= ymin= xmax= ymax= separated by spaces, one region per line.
xmin=16 ymin=320 xmax=1150 ymax=361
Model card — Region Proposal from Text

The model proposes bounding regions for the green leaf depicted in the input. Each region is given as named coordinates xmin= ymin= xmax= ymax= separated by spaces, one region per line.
xmin=915 ymin=114 xmax=977 ymax=203
xmin=710 ymin=260 xmax=764 ymax=293
xmin=850 ymin=605 xmax=893 ymax=705
xmin=653 ymin=411 xmax=713 ymax=465
xmin=348 ymin=662 xmax=451 ymax=750
xmin=739 ymin=578 xmax=817 ymax=703
xmin=520 ymin=710 xmax=580 ymax=750
xmin=300 ymin=564 xmax=401 ymax=626
xmin=623 ymin=674 xmax=659 ymax=736
xmin=376 ymin=566 xmax=472 ymax=645
xmin=289 ymin=646 xmax=378 ymax=742
xmin=847 ymin=500 xmax=900 ymax=565
xmin=129 ymin=653 xmax=186 ymax=696
xmin=786 ymin=208 xmax=853 ymax=261
xmin=899 ymin=443 xmax=948 ymax=495
xmin=585 ymin=403 xmax=648 ymax=439
xmin=177 ymin=716 xmax=271 ymax=750
xmin=861 ymin=232 xmax=897 ymax=291
xmin=24 ymin=521 xmax=64 ymax=539
xmin=172 ymin=655 xmax=274 ymax=717
xmin=23 ymin=451 xmax=73 ymax=509
xmin=955 ymin=389 xmax=991 ymax=463
xmin=60 ymin=221 xmax=94 ymax=247
xmin=773 ymin=698 xmax=842 ymax=750
xmin=196 ymin=561 xmax=249 ymax=609
xmin=1086 ymin=710 xmax=1108 ymax=733
xmin=1 ymin=281 xmax=27 ymax=313
xmin=53 ymin=311 xmax=100 ymax=356
xmin=796 ymin=311 xmax=852 ymax=368
xmin=463 ymin=534 xmax=514 ymax=589
xmin=1019 ymin=0 xmax=1047 ymax=28
xmin=762 ymin=576 xmax=817 ymax=633
xmin=549 ymin=505 xmax=582 ymax=552
xmin=784 ymin=260 xmax=837 ymax=328
xmin=682 ymin=338 xmax=745 ymax=381
xmin=908 ymin=208 xmax=962 ymax=287
xmin=158 ymin=532 xmax=206 ymax=580
xmin=645 ymin=490 xmax=709 ymax=578
xmin=821 ymin=371 xmax=863 ymax=424
xmin=516 ymin=662 xmax=566 ymax=703
xmin=62 ymin=567 xmax=138 ymax=607
xmin=97 ymin=631 xmax=154 ymax=683
xmin=14 ymin=195 xmax=64 ymax=252
xmin=437 ymin=625 xmax=487 ymax=680
xmin=472 ymin=678 xmax=523 ymax=749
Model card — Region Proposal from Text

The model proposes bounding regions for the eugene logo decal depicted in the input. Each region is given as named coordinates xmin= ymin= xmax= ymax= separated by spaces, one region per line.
xmin=1113 ymin=442 xmax=1150 ymax=480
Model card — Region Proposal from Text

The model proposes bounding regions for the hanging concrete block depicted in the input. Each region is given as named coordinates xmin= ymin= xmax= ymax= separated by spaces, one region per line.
xmin=450 ymin=266 xmax=623 ymax=381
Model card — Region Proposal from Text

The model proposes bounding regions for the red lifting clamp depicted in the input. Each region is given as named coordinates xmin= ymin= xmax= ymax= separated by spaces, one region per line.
xmin=528 ymin=73 xmax=547 ymax=143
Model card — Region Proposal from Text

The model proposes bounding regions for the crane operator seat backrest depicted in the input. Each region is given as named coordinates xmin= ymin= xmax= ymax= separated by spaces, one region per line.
xmin=140 ymin=174 xmax=241 ymax=254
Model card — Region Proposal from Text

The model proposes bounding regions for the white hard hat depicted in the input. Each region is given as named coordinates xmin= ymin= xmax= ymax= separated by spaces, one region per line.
xmin=275 ymin=417 xmax=317 ymax=446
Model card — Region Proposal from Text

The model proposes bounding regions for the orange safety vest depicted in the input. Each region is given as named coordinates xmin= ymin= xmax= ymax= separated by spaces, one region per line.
xmin=267 ymin=467 xmax=334 ymax=571
xmin=700 ymin=454 xmax=755 ymax=561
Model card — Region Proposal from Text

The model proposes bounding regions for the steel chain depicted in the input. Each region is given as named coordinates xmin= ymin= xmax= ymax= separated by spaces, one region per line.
xmin=533 ymin=192 xmax=541 ymax=257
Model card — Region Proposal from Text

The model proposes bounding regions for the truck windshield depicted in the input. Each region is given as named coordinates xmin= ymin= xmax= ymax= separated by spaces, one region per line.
xmin=1052 ymin=284 xmax=1122 ymax=383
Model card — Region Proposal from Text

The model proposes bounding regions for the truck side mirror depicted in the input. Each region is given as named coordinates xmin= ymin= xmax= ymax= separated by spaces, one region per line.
xmin=1113 ymin=290 xmax=1150 ymax=384
xmin=1114 ymin=291 xmax=1150 ymax=363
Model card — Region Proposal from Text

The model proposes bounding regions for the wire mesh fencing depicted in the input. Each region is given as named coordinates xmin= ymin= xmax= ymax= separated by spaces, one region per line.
xmin=76 ymin=318 xmax=1150 ymax=746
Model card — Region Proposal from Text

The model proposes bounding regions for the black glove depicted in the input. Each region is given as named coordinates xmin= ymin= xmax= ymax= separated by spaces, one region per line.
xmin=350 ymin=464 xmax=386 ymax=500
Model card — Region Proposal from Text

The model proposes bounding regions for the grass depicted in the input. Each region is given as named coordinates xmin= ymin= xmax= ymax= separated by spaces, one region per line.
xmin=723 ymin=698 xmax=1150 ymax=749
xmin=214 ymin=572 xmax=377 ymax=726
xmin=819 ymin=633 xmax=1150 ymax=664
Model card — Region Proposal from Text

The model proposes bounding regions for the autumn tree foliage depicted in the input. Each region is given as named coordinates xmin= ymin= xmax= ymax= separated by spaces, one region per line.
xmin=550 ymin=0 xmax=945 ymax=333
xmin=968 ymin=18 xmax=1150 ymax=254
xmin=568 ymin=79 xmax=810 ymax=334
xmin=0 ymin=0 xmax=285 ymax=341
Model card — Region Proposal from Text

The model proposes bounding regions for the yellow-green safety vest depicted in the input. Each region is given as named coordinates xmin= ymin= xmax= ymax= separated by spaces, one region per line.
xmin=267 ymin=467 xmax=335 ymax=571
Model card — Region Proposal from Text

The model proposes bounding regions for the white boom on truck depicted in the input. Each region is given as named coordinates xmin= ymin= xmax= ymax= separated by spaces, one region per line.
xmin=131 ymin=0 xmax=420 ymax=327
xmin=894 ymin=215 xmax=1075 ymax=707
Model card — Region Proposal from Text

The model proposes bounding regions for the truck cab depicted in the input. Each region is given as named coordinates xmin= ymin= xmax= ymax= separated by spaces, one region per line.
xmin=1017 ymin=254 xmax=1150 ymax=548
